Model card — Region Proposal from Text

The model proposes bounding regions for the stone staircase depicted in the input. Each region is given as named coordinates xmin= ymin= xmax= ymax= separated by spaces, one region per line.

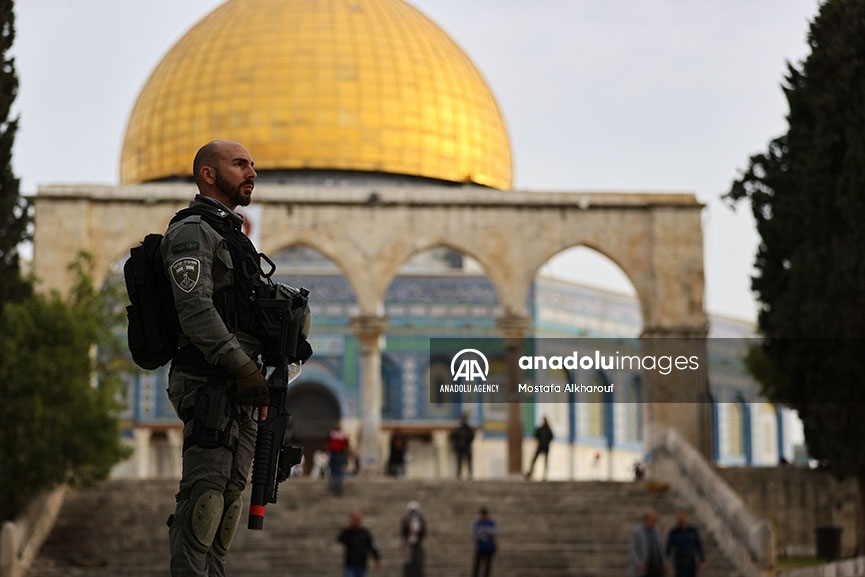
xmin=27 ymin=477 xmax=744 ymax=577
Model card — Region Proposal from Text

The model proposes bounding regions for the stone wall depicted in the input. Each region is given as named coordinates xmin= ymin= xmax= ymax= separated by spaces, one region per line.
xmin=715 ymin=467 xmax=860 ymax=558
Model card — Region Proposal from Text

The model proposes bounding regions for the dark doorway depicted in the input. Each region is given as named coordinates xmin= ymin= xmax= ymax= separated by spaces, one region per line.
xmin=285 ymin=382 xmax=341 ymax=475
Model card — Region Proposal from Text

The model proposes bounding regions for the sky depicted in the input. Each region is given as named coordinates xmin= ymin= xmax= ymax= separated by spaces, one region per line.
xmin=12 ymin=0 xmax=822 ymax=322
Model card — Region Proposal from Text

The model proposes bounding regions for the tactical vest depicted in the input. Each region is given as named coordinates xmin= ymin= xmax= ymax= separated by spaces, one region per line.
xmin=172 ymin=206 xmax=275 ymax=370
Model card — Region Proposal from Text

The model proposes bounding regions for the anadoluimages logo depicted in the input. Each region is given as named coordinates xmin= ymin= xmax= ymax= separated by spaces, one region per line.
xmin=451 ymin=349 xmax=489 ymax=381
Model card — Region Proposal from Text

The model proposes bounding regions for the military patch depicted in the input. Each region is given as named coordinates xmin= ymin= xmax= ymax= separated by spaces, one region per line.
xmin=170 ymin=257 xmax=201 ymax=293
xmin=172 ymin=242 xmax=200 ymax=254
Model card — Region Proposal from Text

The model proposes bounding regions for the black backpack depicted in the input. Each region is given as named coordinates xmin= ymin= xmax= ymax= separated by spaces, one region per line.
xmin=124 ymin=216 xmax=186 ymax=370
xmin=124 ymin=207 xmax=228 ymax=370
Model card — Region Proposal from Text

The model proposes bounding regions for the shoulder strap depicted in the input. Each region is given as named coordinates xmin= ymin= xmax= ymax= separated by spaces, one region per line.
xmin=169 ymin=205 xmax=234 ymax=235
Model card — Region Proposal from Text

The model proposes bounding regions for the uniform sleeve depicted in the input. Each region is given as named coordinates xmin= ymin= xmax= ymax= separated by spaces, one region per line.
xmin=162 ymin=217 xmax=250 ymax=374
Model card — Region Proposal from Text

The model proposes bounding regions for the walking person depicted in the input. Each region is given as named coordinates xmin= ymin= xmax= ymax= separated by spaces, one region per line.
xmin=525 ymin=416 xmax=553 ymax=480
xmin=666 ymin=509 xmax=706 ymax=577
xmin=327 ymin=423 xmax=350 ymax=496
xmin=472 ymin=506 xmax=497 ymax=577
xmin=628 ymin=509 xmax=665 ymax=577
xmin=388 ymin=429 xmax=407 ymax=478
xmin=337 ymin=510 xmax=381 ymax=577
xmin=450 ymin=413 xmax=475 ymax=479
xmin=401 ymin=501 xmax=426 ymax=577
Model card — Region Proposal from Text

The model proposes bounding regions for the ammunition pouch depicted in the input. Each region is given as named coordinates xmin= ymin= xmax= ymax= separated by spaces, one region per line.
xmin=180 ymin=377 xmax=237 ymax=453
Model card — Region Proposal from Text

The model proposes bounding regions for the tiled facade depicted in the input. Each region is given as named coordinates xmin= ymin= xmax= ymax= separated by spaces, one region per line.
xmin=117 ymin=256 xmax=802 ymax=480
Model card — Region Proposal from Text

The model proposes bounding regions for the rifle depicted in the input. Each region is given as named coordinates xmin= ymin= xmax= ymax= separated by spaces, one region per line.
xmin=247 ymin=285 xmax=310 ymax=530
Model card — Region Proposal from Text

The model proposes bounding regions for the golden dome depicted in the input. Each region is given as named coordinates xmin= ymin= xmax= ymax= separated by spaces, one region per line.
xmin=120 ymin=0 xmax=512 ymax=189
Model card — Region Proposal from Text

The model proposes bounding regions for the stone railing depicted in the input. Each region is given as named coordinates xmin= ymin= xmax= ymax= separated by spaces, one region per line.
xmin=0 ymin=487 xmax=67 ymax=577
xmin=649 ymin=427 xmax=775 ymax=577
xmin=780 ymin=557 xmax=865 ymax=577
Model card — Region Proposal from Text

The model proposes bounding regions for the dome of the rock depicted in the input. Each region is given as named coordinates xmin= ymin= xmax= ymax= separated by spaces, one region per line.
xmin=120 ymin=0 xmax=512 ymax=189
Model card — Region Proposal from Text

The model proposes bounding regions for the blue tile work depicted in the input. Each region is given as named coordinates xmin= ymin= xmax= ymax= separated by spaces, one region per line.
xmin=127 ymin=269 xmax=772 ymax=461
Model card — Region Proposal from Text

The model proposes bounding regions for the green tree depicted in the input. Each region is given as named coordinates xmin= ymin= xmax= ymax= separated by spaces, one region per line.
xmin=0 ymin=0 xmax=32 ymax=308
xmin=0 ymin=255 xmax=131 ymax=521
xmin=726 ymin=0 xmax=865 ymax=552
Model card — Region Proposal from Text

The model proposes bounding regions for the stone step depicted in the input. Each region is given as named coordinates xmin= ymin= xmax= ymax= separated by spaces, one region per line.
xmin=28 ymin=478 xmax=744 ymax=577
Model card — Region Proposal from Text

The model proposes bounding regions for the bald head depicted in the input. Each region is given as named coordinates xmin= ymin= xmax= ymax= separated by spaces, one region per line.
xmin=193 ymin=140 xmax=236 ymax=186
xmin=191 ymin=140 xmax=257 ymax=210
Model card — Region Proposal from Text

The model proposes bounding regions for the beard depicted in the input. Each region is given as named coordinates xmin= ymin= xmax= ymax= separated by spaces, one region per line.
xmin=215 ymin=169 xmax=253 ymax=207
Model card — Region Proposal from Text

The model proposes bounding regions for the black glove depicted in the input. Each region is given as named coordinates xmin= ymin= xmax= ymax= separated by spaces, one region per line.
xmin=233 ymin=359 xmax=269 ymax=406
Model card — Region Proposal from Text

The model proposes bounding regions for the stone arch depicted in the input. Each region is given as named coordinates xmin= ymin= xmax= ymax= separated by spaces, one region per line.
xmin=533 ymin=246 xmax=643 ymax=339
xmin=536 ymin=242 xmax=644 ymax=326
xmin=384 ymin=244 xmax=501 ymax=328
xmin=270 ymin=241 xmax=346 ymax=270
xmin=32 ymin=184 xmax=712 ymax=460
xmin=269 ymin=243 xmax=359 ymax=327
xmin=35 ymin=185 xmax=707 ymax=334
xmin=539 ymin=241 xmax=639 ymax=289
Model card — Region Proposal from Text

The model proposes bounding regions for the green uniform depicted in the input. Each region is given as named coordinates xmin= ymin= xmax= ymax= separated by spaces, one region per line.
xmin=162 ymin=195 xmax=263 ymax=577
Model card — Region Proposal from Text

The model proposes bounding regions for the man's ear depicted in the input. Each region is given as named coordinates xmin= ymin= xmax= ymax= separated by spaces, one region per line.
xmin=200 ymin=165 xmax=216 ymax=185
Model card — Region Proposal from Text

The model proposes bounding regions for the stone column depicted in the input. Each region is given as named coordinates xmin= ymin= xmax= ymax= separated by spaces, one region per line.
xmin=640 ymin=326 xmax=712 ymax=460
xmin=133 ymin=427 xmax=153 ymax=479
xmin=166 ymin=428 xmax=183 ymax=479
xmin=496 ymin=315 xmax=531 ymax=476
xmin=432 ymin=430 xmax=450 ymax=480
xmin=350 ymin=315 xmax=388 ymax=474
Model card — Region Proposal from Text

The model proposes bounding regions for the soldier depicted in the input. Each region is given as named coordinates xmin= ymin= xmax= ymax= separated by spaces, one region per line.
xmin=163 ymin=140 xmax=273 ymax=577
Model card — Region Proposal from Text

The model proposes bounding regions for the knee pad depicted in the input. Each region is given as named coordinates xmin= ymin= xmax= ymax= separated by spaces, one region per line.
xmin=184 ymin=480 xmax=225 ymax=552
xmin=213 ymin=489 xmax=243 ymax=556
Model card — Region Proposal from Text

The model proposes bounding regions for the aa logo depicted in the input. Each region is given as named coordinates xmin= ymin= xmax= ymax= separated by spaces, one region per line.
xmin=451 ymin=349 xmax=489 ymax=381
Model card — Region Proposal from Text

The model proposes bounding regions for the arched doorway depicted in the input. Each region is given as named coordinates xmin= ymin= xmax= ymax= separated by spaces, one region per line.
xmin=286 ymin=382 xmax=341 ymax=475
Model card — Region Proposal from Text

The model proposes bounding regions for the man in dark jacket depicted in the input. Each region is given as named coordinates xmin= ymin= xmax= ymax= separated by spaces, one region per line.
xmin=450 ymin=413 xmax=475 ymax=479
xmin=525 ymin=416 xmax=554 ymax=480
xmin=666 ymin=509 xmax=706 ymax=577
xmin=338 ymin=510 xmax=381 ymax=577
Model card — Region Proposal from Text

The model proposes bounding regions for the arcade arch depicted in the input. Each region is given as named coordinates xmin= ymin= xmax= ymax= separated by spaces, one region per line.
xmin=531 ymin=244 xmax=645 ymax=478
xmin=284 ymin=382 xmax=342 ymax=475
xmin=535 ymin=244 xmax=642 ymax=338
xmin=383 ymin=246 xmax=502 ymax=425
xmin=32 ymin=184 xmax=711 ymax=466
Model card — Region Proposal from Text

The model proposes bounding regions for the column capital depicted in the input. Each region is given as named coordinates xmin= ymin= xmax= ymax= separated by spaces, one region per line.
xmin=495 ymin=315 xmax=531 ymax=340
xmin=640 ymin=324 xmax=709 ymax=339
xmin=350 ymin=315 xmax=388 ymax=342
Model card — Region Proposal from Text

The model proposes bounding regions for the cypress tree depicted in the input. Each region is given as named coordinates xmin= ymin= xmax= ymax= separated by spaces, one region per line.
xmin=0 ymin=0 xmax=32 ymax=309
xmin=727 ymin=0 xmax=865 ymax=552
